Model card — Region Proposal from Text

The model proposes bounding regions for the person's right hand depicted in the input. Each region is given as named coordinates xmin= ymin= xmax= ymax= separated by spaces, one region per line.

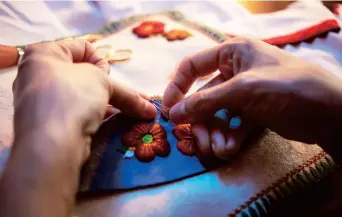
xmin=163 ymin=36 xmax=342 ymax=158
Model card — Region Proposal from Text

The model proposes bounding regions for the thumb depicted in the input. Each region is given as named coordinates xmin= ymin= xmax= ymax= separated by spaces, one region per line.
xmin=169 ymin=75 xmax=252 ymax=124
xmin=108 ymin=80 xmax=157 ymax=119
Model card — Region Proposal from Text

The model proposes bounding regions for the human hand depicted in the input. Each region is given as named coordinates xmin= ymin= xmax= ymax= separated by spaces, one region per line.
xmin=163 ymin=36 xmax=342 ymax=159
xmin=1 ymin=40 xmax=157 ymax=217
xmin=13 ymin=40 xmax=156 ymax=159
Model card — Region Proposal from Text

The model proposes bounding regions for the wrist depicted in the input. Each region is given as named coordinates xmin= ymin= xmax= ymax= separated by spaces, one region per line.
xmin=0 ymin=123 xmax=88 ymax=217
xmin=317 ymin=74 xmax=342 ymax=163
xmin=13 ymin=125 xmax=86 ymax=167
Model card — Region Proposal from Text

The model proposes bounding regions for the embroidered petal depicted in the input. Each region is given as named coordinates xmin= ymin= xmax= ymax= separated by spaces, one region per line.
xmin=131 ymin=123 xmax=150 ymax=136
xmin=135 ymin=142 xmax=155 ymax=162
xmin=121 ymin=123 xmax=169 ymax=162
xmin=133 ymin=26 xmax=153 ymax=38
xmin=163 ymin=29 xmax=191 ymax=41
xmin=177 ymin=139 xmax=196 ymax=156
xmin=151 ymin=139 xmax=170 ymax=157
xmin=122 ymin=131 xmax=141 ymax=147
xmin=172 ymin=124 xmax=192 ymax=140
xmin=150 ymin=124 xmax=166 ymax=139
xmin=122 ymin=123 xmax=150 ymax=147
xmin=133 ymin=21 xmax=165 ymax=38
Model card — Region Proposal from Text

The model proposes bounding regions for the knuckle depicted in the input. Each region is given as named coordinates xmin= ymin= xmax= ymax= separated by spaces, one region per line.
xmin=83 ymin=39 xmax=92 ymax=49
xmin=185 ymin=92 xmax=208 ymax=115
xmin=233 ymin=36 xmax=253 ymax=44
xmin=132 ymin=92 xmax=141 ymax=104
xmin=178 ymin=56 xmax=191 ymax=72
xmin=25 ymin=42 xmax=54 ymax=55
xmin=17 ymin=56 xmax=53 ymax=88
xmin=179 ymin=56 xmax=193 ymax=72
xmin=57 ymin=43 xmax=72 ymax=58
xmin=230 ymin=36 xmax=257 ymax=54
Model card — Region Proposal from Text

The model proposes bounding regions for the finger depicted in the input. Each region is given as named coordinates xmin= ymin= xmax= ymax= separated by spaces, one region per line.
xmin=191 ymin=124 xmax=212 ymax=156
xmin=170 ymin=75 xmax=247 ymax=124
xmin=104 ymin=105 xmax=120 ymax=118
xmin=207 ymin=116 xmax=250 ymax=160
xmin=108 ymin=80 xmax=157 ymax=119
xmin=223 ymin=118 xmax=254 ymax=158
xmin=210 ymin=128 xmax=227 ymax=160
xmin=197 ymin=73 xmax=225 ymax=92
xmin=163 ymin=37 xmax=250 ymax=116
xmin=162 ymin=44 xmax=226 ymax=115
xmin=138 ymin=92 xmax=151 ymax=100
xmin=56 ymin=39 xmax=110 ymax=73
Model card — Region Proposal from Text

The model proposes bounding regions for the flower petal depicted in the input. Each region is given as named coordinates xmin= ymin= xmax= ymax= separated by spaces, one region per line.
xmin=150 ymin=124 xmax=166 ymax=139
xmin=135 ymin=142 xmax=155 ymax=162
xmin=133 ymin=26 xmax=153 ymax=38
xmin=163 ymin=29 xmax=191 ymax=41
xmin=177 ymin=139 xmax=196 ymax=156
xmin=122 ymin=131 xmax=141 ymax=147
xmin=131 ymin=123 xmax=150 ymax=136
xmin=152 ymin=139 xmax=170 ymax=157
xmin=173 ymin=124 xmax=192 ymax=140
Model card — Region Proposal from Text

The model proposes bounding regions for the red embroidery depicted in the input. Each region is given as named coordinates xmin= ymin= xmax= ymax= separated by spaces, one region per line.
xmin=122 ymin=123 xmax=170 ymax=162
xmin=173 ymin=124 xmax=196 ymax=156
xmin=163 ymin=29 xmax=191 ymax=41
xmin=132 ymin=21 xmax=165 ymax=38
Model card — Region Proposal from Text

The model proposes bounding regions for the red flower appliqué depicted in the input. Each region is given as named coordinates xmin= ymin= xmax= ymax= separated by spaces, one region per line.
xmin=163 ymin=29 xmax=191 ymax=41
xmin=172 ymin=124 xmax=196 ymax=156
xmin=122 ymin=123 xmax=170 ymax=162
xmin=132 ymin=21 xmax=165 ymax=38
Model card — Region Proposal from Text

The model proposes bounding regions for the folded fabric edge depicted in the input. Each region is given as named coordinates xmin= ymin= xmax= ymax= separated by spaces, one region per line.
xmin=227 ymin=151 xmax=337 ymax=217
xmin=226 ymin=19 xmax=340 ymax=46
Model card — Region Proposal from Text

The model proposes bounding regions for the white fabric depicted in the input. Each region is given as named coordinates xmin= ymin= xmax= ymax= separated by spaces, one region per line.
xmin=0 ymin=1 xmax=339 ymax=44
xmin=93 ymin=14 xmax=221 ymax=96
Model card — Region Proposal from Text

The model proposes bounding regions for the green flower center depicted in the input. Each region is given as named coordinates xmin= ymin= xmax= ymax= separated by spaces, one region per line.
xmin=142 ymin=134 xmax=154 ymax=144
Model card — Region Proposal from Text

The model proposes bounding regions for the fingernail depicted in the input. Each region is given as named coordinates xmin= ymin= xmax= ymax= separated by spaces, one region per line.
xmin=212 ymin=130 xmax=230 ymax=160
xmin=170 ymin=101 xmax=187 ymax=123
xmin=229 ymin=116 xmax=241 ymax=129
xmin=226 ymin=136 xmax=235 ymax=149
xmin=212 ymin=130 xmax=225 ymax=149
xmin=145 ymin=102 xmax=157 ymax=118
xmin=225 ymin=134 xmax=239 ymax=155
xmin=213 ymin=132 xmax=225 ymax=148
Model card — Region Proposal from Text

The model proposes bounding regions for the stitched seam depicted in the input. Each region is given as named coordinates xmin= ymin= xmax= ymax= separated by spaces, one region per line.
xmin=227 ymin=151 xmax=332 ymax=217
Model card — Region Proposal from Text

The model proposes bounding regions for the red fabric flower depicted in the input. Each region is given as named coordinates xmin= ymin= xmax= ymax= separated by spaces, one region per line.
xmin=172 ymin=124 xmax=196 ymax=156
xmin=122 ymin=123 xmax=170 ymax=162
xmin=132 ymin=21 xmax=165 ymax=38
xmin=163 ymin=29 xmax=191 ymax=41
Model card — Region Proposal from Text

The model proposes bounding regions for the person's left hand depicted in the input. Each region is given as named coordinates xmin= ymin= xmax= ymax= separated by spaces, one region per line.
xmin=13 ymin=40 xmax=157 ymax=162
xmin=0 ymin=40 xmax=157 ymax=217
